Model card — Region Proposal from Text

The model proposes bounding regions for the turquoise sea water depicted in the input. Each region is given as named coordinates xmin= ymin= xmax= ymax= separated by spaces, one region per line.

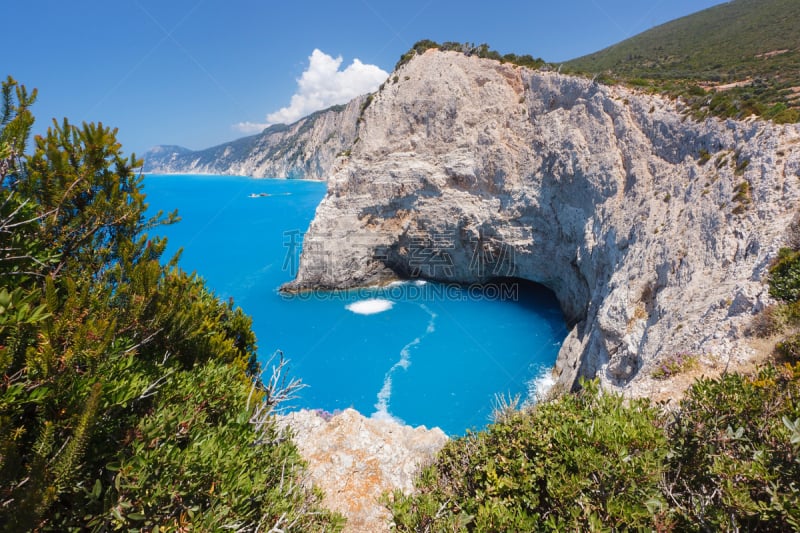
xmin=144 ymin=175 xmax=566 ymax=435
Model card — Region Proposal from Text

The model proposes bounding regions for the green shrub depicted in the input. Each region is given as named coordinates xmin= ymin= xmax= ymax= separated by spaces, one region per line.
xmin=748 ymin=304 xmax=793 ymax=337
xmin=769 ymin=248 xmax=800 ymax=302
xmin=773 ymin=107 xmax=800 ymax=124
xmin=687 ymin=84 xmax=707 ymax=97
xmin=652 ymin=352 xmax=699 ymax=379
xmin=388 ymin=380 xmax=670 ymax=531
xmin=732 ymin=180 xmax=752 ymax=213
xmin=735 ymin=157 xmax=751 ymax=176
xmin=389 ymin=365 xmax=800 ymax=532
xmin=90 ymin=360 xmax=340 ymax=531
xmin=776 ymin=333 xmax=800 ymax=362
xmin=395 ymin=39 xmax=440 ymax=69
xmin=0 ymin=78 xmax=342 ymax=531
xmin=358 ymin=93 xmax=374 ymax=122
xmin=664 ymin=365 xmax=800 ymax=530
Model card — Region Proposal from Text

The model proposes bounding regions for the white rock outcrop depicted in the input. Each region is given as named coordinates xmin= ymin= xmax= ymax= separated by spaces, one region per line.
xmin=285 ymin=49 xmax=800 ymax=395
xmin=280 ymin=409 xmax=447 ymax=533
xmin=143 ymin=97 xmax=365 ymax=179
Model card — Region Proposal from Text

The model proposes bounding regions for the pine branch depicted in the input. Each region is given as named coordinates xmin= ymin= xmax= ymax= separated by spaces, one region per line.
xmin=46 ymin=382 xmax=103 ymax=509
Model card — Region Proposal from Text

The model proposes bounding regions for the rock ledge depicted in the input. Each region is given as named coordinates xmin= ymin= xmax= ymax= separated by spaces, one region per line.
xmin=280 ymin=409 xmax=448 ymax=533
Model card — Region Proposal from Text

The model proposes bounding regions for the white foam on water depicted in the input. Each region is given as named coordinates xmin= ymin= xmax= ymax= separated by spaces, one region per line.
xmin=397 ymin=341 xmax=416 ymax=370
xmin=374 ymin=375 xmax=393 ymax=416
xmin=345 ymin=298 xmax=394 ymax=315
xmin=523 ymin=366 xmax=557 ymax=407
xmin=372 ymin=305 xmax=437 ymax=421
xmin=370 ymin=405 xmax=405 ymax=425
xmin=421 ymin=304 xmax=437 ymax=334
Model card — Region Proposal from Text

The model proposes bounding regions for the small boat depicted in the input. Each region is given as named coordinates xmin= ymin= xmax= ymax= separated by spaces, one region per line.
xmin=248 ymin=192 xmax=270 ymax=198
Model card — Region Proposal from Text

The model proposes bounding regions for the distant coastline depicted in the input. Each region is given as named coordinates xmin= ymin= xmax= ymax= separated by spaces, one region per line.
xmin=141 ymin=172 xmax=325 ymax=183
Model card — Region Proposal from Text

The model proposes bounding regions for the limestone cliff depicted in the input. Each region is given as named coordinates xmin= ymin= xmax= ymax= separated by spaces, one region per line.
xmin=143 ymin=97 xmax=365 ymax=179
xmin=286 ymin=49 xmax=800 ymax=395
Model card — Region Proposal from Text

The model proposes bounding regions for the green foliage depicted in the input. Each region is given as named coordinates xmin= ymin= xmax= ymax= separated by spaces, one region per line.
xmin=732 ymin=180 xmax=752 ymax=214
xmin=358 ymin=93 xmax=374 ymax=122
xmin=0 ymin=77 xmax=52 ymax=285
xmin=769 ymin=248 xmax=800 ymax=303
xmin=765 ymin=244 xmax=800 ymax=364
xmin=0 ymin=76 xmax=37 ymax=177
xmin=389 ymin=366 xmax=800 ymax=532
xmin=749 ymin=303 xmax=795 ymax=338
xmin=395 ymin=40 xmax=547 ymax=71
xmin=652 ymin=352 xmax=698 ymax=380
xmin=735 ymin=155 xmax=751 ymax=175
xmin=395 ymin=40 xmax=440 ymax=69
xmin=776 ymin=333 xmax=800 ymax=363
xmin=82 ymin=360 xmax=341 ymax=531
xmin=665 ymin=365 xmax=800 ymax=530
xmin=0 ymin=79 xmax=341 ymax=531
xmin=564 ymin=0 xmax=800 ymax=123
xmin=389 ymin=380 xmax=670 ymax=531
xmin=20 ymin=118 xmax=179 ymax=279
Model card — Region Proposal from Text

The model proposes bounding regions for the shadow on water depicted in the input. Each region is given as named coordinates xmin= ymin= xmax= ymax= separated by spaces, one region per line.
xmin=481 ymin=277 xmax=565 ymax=322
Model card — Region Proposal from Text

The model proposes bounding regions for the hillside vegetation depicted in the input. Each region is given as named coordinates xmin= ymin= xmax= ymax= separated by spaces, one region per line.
xmin=565 ymin=0 xmax=800 ymax=123
xmin=0 ymin=77 xmax=342 ymax=531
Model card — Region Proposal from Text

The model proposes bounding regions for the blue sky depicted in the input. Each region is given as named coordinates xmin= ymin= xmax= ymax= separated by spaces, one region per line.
xmin=7 ymin=0 xmax=726 ymax=156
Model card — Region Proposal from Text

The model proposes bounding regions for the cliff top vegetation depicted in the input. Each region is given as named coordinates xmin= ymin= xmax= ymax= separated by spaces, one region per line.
xmin=399 ymin=1 xmax=800 ymax=124
xmin=564 ymin=0 xmax=800 ymax=123
xmin=395 ymin=40 xmax=546 ymax=71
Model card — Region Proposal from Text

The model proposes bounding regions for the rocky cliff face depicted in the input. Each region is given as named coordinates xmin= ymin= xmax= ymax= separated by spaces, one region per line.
xmin=286 ymin=49 xmax=800 ymax=395
xmin=143 ymin=97 xmax=365 ymax=179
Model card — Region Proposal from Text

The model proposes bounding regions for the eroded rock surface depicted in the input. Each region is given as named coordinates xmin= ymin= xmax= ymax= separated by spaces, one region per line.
xmin=285 ymin=49 xmax=800 ymax=395
xmin=280 ymin=409 xmax=447 ymax=533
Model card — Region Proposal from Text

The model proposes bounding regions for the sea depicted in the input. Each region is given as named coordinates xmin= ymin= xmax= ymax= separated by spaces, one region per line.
xmin=144 ymin=174 xmax=567 ymax=436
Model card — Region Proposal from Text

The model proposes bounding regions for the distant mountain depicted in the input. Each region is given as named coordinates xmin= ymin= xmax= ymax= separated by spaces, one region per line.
xmin=565 ymin=0 xmax=800 ymax=122
xmin=147 ymin=145 xmax=194 ymax=157
xmin=143 ymin=97 xmax=366 ymax=179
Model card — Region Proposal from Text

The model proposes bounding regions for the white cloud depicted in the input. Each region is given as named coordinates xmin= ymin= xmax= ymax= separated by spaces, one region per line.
xmin=233 ymin=121 xmax=270 ymax=134
xmin=266 ymin=49 xmax=388 ymax=125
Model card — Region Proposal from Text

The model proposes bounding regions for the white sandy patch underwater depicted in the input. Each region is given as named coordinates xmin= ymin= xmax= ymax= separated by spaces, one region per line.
xmin=346 ymin=298 xmax=394 ymax=315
